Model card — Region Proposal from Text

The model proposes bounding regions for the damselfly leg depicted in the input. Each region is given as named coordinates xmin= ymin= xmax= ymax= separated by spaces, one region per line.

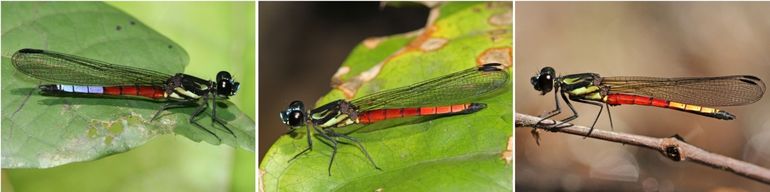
xmin=327 ymin=131 xmax=381 ymax=171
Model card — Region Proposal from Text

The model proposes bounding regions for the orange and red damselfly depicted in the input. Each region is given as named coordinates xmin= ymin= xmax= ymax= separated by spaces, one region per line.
xmin=530 ymin=67 xmax=766 ymax=135
xmin=280 ymin=63 xmax=509 ymax=175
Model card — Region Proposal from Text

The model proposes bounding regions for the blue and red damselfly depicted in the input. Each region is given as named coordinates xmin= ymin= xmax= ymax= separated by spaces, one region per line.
xmin=11 ymin=48 xmax=240 ymax=142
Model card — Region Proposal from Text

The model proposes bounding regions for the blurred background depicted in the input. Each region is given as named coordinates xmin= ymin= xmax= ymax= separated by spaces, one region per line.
xmin=2 ymin=2 xmax=255 ymax=192
xmin=258 ymin=2 xmax=429 ymax=161
xmin=517 ymin=2 xmax=770 ymax=191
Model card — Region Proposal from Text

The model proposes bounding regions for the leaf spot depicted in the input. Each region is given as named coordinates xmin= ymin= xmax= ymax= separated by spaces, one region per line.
xmin=476 ymin=47 xmax=512 ymax=67
xmin=488 ymin=11 xmax=512 ymax=26
xmin=336 ymin=64 xmax=383 ymax=99
xmin=487 ymin=29 xmax=509 ymax=42
xmin=404 ymin=25 xmax=437 ymax=52
xmin=363 ymin=37 xmax=385 ymax=49
xmin=419 ymin=38 xmax=447 ymax=52
xmin=502 ymin=136 xmax=512 ymax=164
xmin=331 ymin=66 xmax=351 ymax=86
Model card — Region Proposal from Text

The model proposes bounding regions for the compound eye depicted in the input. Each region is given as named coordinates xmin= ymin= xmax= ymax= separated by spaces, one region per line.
xmin=531 ymin=67 xmax=555 ymax=94
xmin=531 ymin=75 xmax=540 ymax=90
xmin=216 ymin=71 xmax=232 ymax=82
xmin=215 ymin=71 xmax=239 ymax=96
xmin=280 ymin=101 xmax=306 ymax=127
xmin=537 ymin=76 xmax=553 ymax=94
xmin=287 ymin=111 xmax=304 ymax=127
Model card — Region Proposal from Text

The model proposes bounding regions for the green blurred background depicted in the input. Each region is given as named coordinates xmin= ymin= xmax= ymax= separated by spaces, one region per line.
xmin=1 ymin=2 xmax=255 ymax=192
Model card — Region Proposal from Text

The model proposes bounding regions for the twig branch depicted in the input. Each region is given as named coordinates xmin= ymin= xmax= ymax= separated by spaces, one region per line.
xmin=515 ymin=113 xmax=770 ymax=185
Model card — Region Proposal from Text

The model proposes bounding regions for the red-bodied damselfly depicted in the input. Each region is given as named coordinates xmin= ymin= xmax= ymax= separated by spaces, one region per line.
xmin=280 ymin=63 xmax=509 ymax=175
xmin=11 ymin=48 xmax=240 ymax=142
xmin=530 ymin=67 xmax=766 ymax=136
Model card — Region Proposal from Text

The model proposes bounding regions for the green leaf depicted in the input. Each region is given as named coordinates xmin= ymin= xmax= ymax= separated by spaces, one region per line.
xmin=1 ymin=2 xmax=254 ymax=169
xmin=260 ymin=2 xmax=512 ymax=191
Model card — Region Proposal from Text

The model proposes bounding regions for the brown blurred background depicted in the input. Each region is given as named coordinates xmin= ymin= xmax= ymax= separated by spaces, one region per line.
xmin=258 ymin=2 xmax=428 ymax=162
xmin=517 ymin=2 xmax=770 ymax=191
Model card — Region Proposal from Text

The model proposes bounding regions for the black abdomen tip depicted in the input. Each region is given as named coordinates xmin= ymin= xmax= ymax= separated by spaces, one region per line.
xmin=17 ymin=48 xmax=44 ymax=53
xmin=39 ymin=84 xmax=59 ymax=92
xmin=478 ymin=63 xmax=503 ymax=71
xmin=461 ymin=103 xmax=487 ymax=114
xmin=714 ymin=111 xmax=736 ymax=120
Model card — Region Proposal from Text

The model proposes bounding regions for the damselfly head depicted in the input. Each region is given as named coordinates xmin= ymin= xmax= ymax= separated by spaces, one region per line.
xmin=280 ymin=101 xmax=306 ymax=127
xmin=531 ymin=67 xmax=555 ymax=95
xmin=216 ymin=71 xmax=240 ymax=97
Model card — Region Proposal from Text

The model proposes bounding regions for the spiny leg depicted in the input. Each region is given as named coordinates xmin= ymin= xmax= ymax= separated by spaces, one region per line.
xmin=606 ymin=103 xmax=615 ymax=131
xmin=189 ymin=100 xmax=222 ymax=143
xmin=151 ymin=101 xmax=196 ymax=121
xmin=194 ymin=96 xmax=235 ymax=139
xmin=210 ymin=116 xmax=234 ymax=136
xmin=547 ymin=91 xmax=579 ymax=130
xmin=288 ymin=124 xmax=314 ymax=162
xmin=570 ymin=98 xmax=604 ymax=137
xmin=209 ymin=94 xmax=236 ymax=137
xmin=535 ymin=86 xmax=563 ymax=127
xmin=313 ymin=126 xmax=338 ymax=176
xmin=329 ymin=132 xmax=382 ymax=170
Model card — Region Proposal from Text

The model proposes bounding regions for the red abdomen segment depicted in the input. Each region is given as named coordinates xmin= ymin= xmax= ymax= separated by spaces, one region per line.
xmin=40 ymin=84 xmax=166 ymax=99
xmin=357 ymin=103 xmax=487 ymax=124
xmin=104 ymin=86 xmax=166 ymax=99
xmin=604 ymin=93 xmax=734 ymax=120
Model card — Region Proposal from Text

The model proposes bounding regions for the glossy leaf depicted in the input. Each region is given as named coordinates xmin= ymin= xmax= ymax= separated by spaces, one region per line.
xmin=1 ymin=2 xmax=254 ymax=168
xmin=261 ymin=2 xmax=512 ymax=191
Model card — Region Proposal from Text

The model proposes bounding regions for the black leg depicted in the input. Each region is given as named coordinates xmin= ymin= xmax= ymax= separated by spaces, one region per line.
xmin=545 ymin=91 xmax=579 ymax=130
xmin=209 ymin=113 xmax=236 ymax=137
xmin=605 ymin=103 xmax=615 ymax=131
xmin=329 ymin=132 xmax=382 ymax=171
xmin=288 ymin=124 xmax=314 ymax=162
xmin=535 ymin=86 xmax=563 ymax=127
xmin=189 ymin=101 xmax=221 ymax=143
xmin=200 ymin=111 xmax=235 ymax=138
xmin=211 ymin=93 xmax=218 ymax=124
xmin=151 ymin=101 xmax=195 ymax=121
xmin=569 ymin=98 xmax=604 ymax=137
xmin=313 ymin=127 xmax=338 ymax=176
xmin=209 ymin=95 xmax=236 ymax=138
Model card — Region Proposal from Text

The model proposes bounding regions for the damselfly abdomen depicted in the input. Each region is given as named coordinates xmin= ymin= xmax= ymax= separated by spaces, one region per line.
xmin=530 ymin=66 xmax=766 ymax=135
xmin=280 ymin=63 xmax=509 ymax=175
xmin=11 ymin=48 xmax=241 ymax=142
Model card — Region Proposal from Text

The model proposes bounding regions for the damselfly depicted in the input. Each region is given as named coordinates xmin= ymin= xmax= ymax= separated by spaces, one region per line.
xmin=11 ymin=48 xmax=240 ymax=142
xmin=280 ymin=63 xmax=509 ymax=175
xmin=530 ymin=67 xmax=766 ymax=135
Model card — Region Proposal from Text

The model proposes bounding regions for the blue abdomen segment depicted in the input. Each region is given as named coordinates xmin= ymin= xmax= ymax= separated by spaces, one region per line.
xmin=39 ymin=84 xmax=167 ymax=99
xmin=40 ymin=84 xmax=103 ymax=94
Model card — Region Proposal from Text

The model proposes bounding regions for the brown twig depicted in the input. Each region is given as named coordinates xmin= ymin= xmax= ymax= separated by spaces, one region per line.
xmin=515 ymin=113 xmax=770 ymax=185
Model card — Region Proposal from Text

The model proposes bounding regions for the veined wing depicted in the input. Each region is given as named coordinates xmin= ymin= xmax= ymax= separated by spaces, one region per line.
xmin=351 ymin=63 xmax=509 ymax=111
xmin=603 ymin=75 xmax=766 ymax=106
xmin=11 ymin=49 xmax=172 ymax=86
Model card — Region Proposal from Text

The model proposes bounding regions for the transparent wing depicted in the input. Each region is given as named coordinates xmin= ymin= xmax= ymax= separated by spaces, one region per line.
xmin=11 ymin=49 xmax=172 ymax=86
xmin=351 ymin=64 xmax=509 ymax=111
xmin=603 ymin=75 xmax=766 ymax=106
